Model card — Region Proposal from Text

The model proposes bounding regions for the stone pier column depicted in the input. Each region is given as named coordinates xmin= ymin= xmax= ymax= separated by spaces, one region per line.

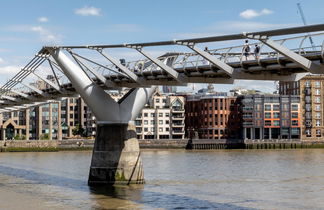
xmin=88 ymin=122 xmax=144 ymax=185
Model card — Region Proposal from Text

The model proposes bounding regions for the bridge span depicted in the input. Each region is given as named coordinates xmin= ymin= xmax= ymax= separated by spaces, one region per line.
xmin=1 ymin=24 xmax=324 ymax=185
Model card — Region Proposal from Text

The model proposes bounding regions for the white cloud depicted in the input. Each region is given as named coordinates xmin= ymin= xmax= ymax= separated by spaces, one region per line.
xmin=38 ymin=17 xmax=49 ymax=23
xmin=240 ymin=9 xmax=273 ymax=19
xmin=4 ymin=24 xmax=62 ymax=43
xmin=0 ymin=65 xmax=21 ymax=76
xmin=0 ymin=58 xmax=4 ymax=64
xmin=74 ymin=6 xmax=101 ymax=16
xmin=30 ymin=26 xmax=62 ymax=43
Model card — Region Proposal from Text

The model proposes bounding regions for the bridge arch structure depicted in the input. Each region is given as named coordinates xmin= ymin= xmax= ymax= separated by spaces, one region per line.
xmin=1 ymin=24 xmax=324 ymax=185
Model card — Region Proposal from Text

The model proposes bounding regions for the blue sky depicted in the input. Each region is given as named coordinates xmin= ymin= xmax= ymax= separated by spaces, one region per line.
xmin=0 ymin=0 xmax=324 ymax=92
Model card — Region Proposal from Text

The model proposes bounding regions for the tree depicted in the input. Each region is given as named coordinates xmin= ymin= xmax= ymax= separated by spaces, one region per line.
xmin=72 ymin=124 xmax=85 ymax=137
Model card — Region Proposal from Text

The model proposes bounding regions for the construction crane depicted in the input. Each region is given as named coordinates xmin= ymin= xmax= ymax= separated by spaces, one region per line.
xmin=297 ymin=3 xmax=316 ymax=50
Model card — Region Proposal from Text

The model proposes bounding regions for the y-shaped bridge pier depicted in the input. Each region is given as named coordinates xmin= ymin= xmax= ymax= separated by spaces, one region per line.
xmin=2 ymin=24 xmax=324 ymax=185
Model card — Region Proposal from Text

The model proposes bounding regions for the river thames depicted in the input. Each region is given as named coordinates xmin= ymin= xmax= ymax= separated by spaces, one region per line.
xmin=0 ymin=149 xmax=324 ymax=209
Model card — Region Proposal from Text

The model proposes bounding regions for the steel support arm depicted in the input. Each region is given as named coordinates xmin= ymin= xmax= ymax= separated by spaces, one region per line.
xmin=97 ymin=50 xmax=141 ymax=83
xmin=50 ymin=48 xmax=120 ymax=122
xmin=119 ymin=86 xmax=157 ymax=121
xmin=11 ymin=90 xmax=29 ymax=98
xmin=178 ymin=42 xmax=234 ymax=76
xmin=21 ymin=82 xmax=46 ymax=96
xmin=129 ymin=46 xmax=186 ymax=83
xmin=33 ymin=72 xmax=61 ymax=91
xmin=249 ymin=35 xmax=324 ymax=74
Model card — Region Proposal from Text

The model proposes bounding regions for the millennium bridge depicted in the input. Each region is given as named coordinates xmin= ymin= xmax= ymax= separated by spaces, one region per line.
xmin=1 ymin=24 xmax=324 ymax=185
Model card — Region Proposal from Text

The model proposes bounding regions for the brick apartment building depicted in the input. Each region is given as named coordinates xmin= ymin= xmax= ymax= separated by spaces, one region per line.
xmin=185 ymin=92 xmax=241 ymax=140
xmin=280 ymin=75 xmax=324 ymax=140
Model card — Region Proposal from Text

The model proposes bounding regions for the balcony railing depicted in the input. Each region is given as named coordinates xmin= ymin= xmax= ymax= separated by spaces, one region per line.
xmin=172 ymin=130 xmax=185 ymax=134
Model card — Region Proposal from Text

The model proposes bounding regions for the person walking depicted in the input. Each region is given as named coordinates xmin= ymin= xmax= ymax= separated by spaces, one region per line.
xmin=242 ymin=40 xmax=250 ymax=60
xmin=254 ymin=44 xmax=260 ymax=60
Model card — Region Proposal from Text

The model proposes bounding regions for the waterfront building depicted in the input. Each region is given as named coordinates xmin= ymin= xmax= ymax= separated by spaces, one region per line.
xmin=135 ymin=90 xmax=185 ymax=139
xmin=0 ymin=101 xmax=62 ymax=140
xmin=241 ymin=94 xmax=301 ymax=140
xmin=185 ymin=92 xmax=241 ymax=140
xmin=279 ymin=75 xmax=324 ymax=140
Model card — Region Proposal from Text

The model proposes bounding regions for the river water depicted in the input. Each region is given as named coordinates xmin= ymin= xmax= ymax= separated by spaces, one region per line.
xmin=0 ymin=149 xmax=324 ymax=209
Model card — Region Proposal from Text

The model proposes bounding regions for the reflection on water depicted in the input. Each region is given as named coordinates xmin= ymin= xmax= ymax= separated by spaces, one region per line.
xmin=0 ymin=150 xmax=324 ymax=209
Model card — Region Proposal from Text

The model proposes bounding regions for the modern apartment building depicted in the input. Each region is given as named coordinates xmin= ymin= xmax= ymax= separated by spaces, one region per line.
xmin=135 ymin=90 xmax=185 ymax=139
xmin=280 ymin=75 xmax=324 ymax=140
xmin=0 ymin=101 xmax=62 ymax=140
xmin=241 ymin=95 xmax=301 ymax=140
xmin=185 ymin=92 xmax=241 ymax=140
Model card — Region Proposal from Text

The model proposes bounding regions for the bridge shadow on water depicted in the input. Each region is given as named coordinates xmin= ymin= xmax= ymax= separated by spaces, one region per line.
xmin=0 ymin=165 xmax=255 ymax=210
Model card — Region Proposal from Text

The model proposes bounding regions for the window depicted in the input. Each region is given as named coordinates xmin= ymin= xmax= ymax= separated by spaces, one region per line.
xmin=165 ymin=113 xmax=170 ymax=117
xmin=316 ymin=120 xmax=321 ymax=127
xmin=159 ymin=113 xmax=163 ymax=117
xmin=159 ymin=120 xmax=163 ymax=125
xmin=151 ymin=113 xmax=155 ymax=117
xmin=150 ymin=127 xmax=155 ymax=132
xmin=306 ymin=129 xmax=311 ymax=137
xmin=144 ymin=113 xmax=148 ymax=117
xmin=273 ymin=120 xmax=280 ymax=126
xmin=316 ymin=112 xmax=321 ymax=119
xmin=144 ymin=128 xmax=148 ymax=132
xmin=159 ymin=128 xmax=163 ymax=132
xmin=166 ymin=120 xmax=169 ymax=124
xmin=151 ymin=120 xmax=155 ymax=125
xmin=316 ymin=129 xmax=321 ymax=137
xmin=291 ymin=104 xmax=298 ymax=111
xmin=273 ymin=112 xmax=280 ymax=118
xmin=292 ymin=120 xmax=298 ymax=126
xmin=265 ymin=120 xmax=271 ymax=126
xmin=291 ymin=112 xmax=298 ymax=118
xmin=316 ymin=89 xmax=321 ymax=95
xmin=273 ymin=104 xmax=280 ymax=111
xmin=305 ymin=81 xmax=311 ymax=87
xmin=144 ymin=120 xmax=148 ymax=125
xmin=315 ymin=97 xmax=321 ymax=103
xmin=156 ymin=99 xmax=160 ymax=103
xmin=166 ymin=128 xmax=169 ymax=131
xmin=316 ymin=105 xmax=321 ymax=111
xmin=265 ymin=105 xmax=271 ymax=111
xmin=315 ymin=81 xmax=321 ymax=88
xmin=265 ymin=112 xmax=271 ymax=118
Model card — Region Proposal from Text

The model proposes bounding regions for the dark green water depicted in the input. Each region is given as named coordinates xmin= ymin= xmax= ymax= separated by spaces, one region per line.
xmin=0 ymin=149 xmax=324 ymax=209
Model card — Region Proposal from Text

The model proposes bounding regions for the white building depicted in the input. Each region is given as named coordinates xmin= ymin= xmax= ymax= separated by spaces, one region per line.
xmin=135 ymin=90 xmax=185 ymax=139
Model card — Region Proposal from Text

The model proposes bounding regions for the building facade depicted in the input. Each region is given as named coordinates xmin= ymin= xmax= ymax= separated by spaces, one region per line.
xmin=241 ymin=95 xmax=301 ymax=140
xmin=135 ymin=90 xmax=185 ymax=139
xmin=280 ymin=75 xmax=324 ymax=140
xmin=185 ymin=92 xmax=241 ymax=140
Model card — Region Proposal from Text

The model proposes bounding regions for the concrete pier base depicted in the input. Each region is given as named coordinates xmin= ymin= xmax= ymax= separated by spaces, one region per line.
xmin=88 ymin=122 xmax=144 ymax=185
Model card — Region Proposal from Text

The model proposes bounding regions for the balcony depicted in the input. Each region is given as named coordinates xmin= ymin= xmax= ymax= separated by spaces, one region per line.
xmin=172 ymin=108 xmax=185 ymax=113
xmin=242 ymin=115 xmax=253 ymax=119
xmin=171 ymin=114 xmax=185 ymax=119
xmin=172 ymin=130 xmax=185 ymax=134
xmin=242 ymin=107 xmax=253 ymax=112
xmin=172 ymin=123 xmax=184 ymax=127
xmin=242 ymin=122 xmax=253 ymax=126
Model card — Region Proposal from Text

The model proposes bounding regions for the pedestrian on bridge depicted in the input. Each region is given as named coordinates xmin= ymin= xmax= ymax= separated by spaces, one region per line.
xmin=242 ymin=40 xmax=250 ymax=60
xmin=254 ymin=44 xmax=260 ymax=60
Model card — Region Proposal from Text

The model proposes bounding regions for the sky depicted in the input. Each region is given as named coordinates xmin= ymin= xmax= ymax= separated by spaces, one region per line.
xmin=0 ymin=0 xmax=324 ymax=93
